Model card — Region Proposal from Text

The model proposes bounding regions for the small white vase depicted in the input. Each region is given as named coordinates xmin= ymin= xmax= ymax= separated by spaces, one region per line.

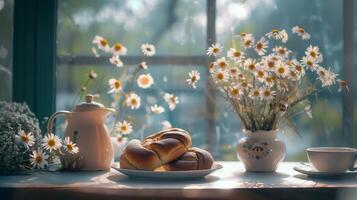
xmin=236 ymin=129 xmax=286 ymax=172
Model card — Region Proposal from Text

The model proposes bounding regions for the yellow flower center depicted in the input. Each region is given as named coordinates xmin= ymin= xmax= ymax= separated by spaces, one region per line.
xmin=295 ymin=65 xmax=302 ymax=71
xmin=35 ymin=156 xmax=43 ymax=163
xmin=319 ymin=70 xmax=325 ymax=77
xmin=231 ymin=88 xmax=239 ymax=96
xmin=256 ymin=43 xmax=263 ymax=50
xmin=264 ymin=90 xmax=271 ymax=97
xmin=216 ymin=73 xmax=224 ymax=80
xmin=121 ymin=126 xmax=128 ymax=131
xmin=248 ymin=64 xmax=255 ymax=71
xmin=298 ymin=28 xmax=305 ymax=33
xmin=278 ymin=48 xmax=286 ymax=55
xmin=307 ymin=60 xmax=313 ymax=66
xmin=268 ymin=61 xmax=275 ymax=68
xmin=67 ymin=144 xmax=73 ymax=151
xmin=234 ymin=51 xmax=241 ymax=57
xmin=241 ymin=82 xmax=248 ymax=87
xmin=257 ymin=71 xmax=265 ymax=77
xmin=114 ymin=43 xmax=123 ymax=51
xmin=278 ymin=67 xmax=285 ymax=74
xmin=309 ymin=51 xmax=317 ymax=58
xmin=114 ymin=81 xmax=121 ymax=89
xmin=212 ymin=48 xmax=219 ymax=53
xmin=191 ymin=76 xmax=196 ymax=82
xmin=139 ymin=77 xmax=150 ymax=86
xmin=290 ymin=71 xmax=297 ymax=78
xmin=218 ymin=61 xmax=227 ymax=68
xmin=131 ymin=98 xmax=138 ymax=106
xmin=48 ymin=139 xmax=56 ymax=147
xmin=100 ymin=39 xmax=108 ymax=47
xmin=245 ymin=40 xmax=252 ymax=46
xmin=272 ymin=29 xmax=280 ymax=33
xmin=230 ymin=68 xmax=237 ymax=74
xmin=21 ymin=135 xmax=29 ymax=143
xmin=253 ymin=90 xmax=260 ymax=96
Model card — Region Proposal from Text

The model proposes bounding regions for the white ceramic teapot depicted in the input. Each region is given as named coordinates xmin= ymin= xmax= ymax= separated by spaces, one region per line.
xmin=47 ymin=95 xmax=115 ymax=171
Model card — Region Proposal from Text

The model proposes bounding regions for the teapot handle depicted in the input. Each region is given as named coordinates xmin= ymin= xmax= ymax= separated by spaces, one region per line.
xmin=47 ymin=111 xmax=71 ymax=134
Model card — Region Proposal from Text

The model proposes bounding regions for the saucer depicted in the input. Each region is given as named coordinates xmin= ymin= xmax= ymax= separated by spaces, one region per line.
xmin=294 ymin=163 xmax=357 ymax=178
xmin=112 ymin=162 xmax=223 ymax=180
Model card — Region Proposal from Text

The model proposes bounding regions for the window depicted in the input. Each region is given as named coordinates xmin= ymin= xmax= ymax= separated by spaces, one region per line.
xmin=10 ymin=0 xmax=356 ymax=161
xmin=0 ymin=0 xmax=13 ymax=101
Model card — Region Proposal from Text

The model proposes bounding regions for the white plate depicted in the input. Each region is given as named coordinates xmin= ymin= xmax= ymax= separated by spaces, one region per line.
xmin=112 ymin=163 xmax=223 ymax=180
xmin=293 ymin=163 xmax=357 ymax=178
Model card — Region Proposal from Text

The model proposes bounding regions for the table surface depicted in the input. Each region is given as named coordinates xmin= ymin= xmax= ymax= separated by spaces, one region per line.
xmin=1 ymin=162 xmax=357 ymax=200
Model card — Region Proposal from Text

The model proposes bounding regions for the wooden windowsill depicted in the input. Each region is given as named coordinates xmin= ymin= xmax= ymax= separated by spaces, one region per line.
xmin=1 ymin=162 xmax=356 ymax=200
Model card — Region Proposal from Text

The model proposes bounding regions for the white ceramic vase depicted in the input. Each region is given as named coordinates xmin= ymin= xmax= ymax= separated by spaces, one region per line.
xmin=236 ymin=129 xmax=286 ymax=172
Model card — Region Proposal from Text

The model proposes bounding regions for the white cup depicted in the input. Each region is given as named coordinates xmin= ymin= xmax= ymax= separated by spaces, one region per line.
xmin=307 ymin=147 xmax=357 ymax=172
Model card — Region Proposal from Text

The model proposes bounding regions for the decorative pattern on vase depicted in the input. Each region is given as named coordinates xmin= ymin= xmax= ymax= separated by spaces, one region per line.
xmin=242 ymin=140 xmax=271 ymax=159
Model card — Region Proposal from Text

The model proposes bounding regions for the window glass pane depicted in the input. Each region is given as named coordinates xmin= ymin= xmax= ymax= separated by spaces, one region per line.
xmin=57 ymin=0 xmax=206 ymax=57
xmin=216 ymin=0 xmax=345 ymax=160
xmin=56 ymin=1 xmax=209 ymax=149
xmin=0 ymin=0 xmax=13 ymax=101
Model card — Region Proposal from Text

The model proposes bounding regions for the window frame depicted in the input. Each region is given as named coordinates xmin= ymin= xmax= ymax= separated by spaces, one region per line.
xmin=12 ymin=0 xmax=354 ymax=148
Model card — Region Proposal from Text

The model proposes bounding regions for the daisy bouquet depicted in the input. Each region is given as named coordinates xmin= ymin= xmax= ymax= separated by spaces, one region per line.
xmin=85 ymin=36 xmax=179 ymax=143
xmin=206 ymin=26 xmax=348 ymax=132
xmin=15 ymin=130 xmax=80 ymax=170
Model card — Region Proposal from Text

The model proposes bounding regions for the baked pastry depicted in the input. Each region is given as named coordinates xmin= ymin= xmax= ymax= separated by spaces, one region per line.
xmin=120 ymin=128 xmax=192 ymax=170
xmin=163 ymin=147 xmax=214 ymax=171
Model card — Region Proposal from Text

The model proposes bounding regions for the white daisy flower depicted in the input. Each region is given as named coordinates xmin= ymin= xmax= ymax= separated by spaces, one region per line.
xmin=206 ymin=43 xmax=223 ymax=56
xmin=141 ymin=43 xmax=156 ymax=56
xmin=254 ymin=66 xmax=268 ymax=82
xmin=186 ymin=70 xmax=200 ymax=89
xmin=260 ymin=87 xmax=276 ymax=101
xmin=305 ymin=45 xmax=323 ymax=63
xmin=275 ymin=62 xmax=289 ymax=78
xmin=163 ymin=93 xmax=179 ymax=111
xmin=92 ymin=35 xmax=110 ymax=52
xmin=291 ymin=59 xmax=305 ymax=78
xmin=109 ymin=55 xmax=123 ymax=67
xmin=91 ymin=47 xmax=100 ymax=58
xmin=264 ymin=76 xmax=275 ymax=88
xmin=239 ymin=81 xmax=252 ymax=91
xmin=64 ymin=137 xmax=79 ymax=154
xmin=137 ymin=74 xmax=154 ymax=89
xmin=212 ymin=69 xmax=229 ymax=83
xmin=138 ymin=62 xmax=148 ymax=69
xmin=301 ymin=56 xmax=318 ymax=71
xmin=272 ymin=46 xmax=291 ymax=58
xmin=30 ymin=149 xmax=49 ymax=169
xmin=242 ymin=34 xmax=255 ymax=49
xmin=266 ymin=29 xmax=288 ymax=43
xmin=292 ymin=26 xmax=310 ymax=40
xmin=228 ymin=86 xmax=243 ymax=99
xmin=249 ymin=88 xmax=261 ymax=100
xmin=108 ymin=78 xmax=122 ymax=94
xmin=151 ymin=104 xmax=165 ymax=114
xmin=288 ymin=70 xmax=299 ymax=81
xmin=42 ymin=133 xmax=62 ymax=152
xmin=111 ymin=43 xmax=127 ymax=56
xmin=304 ymin=105 xmax=313 ymax=118
xmin=15 ymin=130 xmax=35 ymax=148
xmin=126 ymin=93 xmax=141 ymax=110
xmin=254 ymin=37 xmax=268 ymax=56
xmin=214 ymin=57 xmax=229 ymax=70
xmin=263 ymin=55 xmax=280 ymax=71
xmin=115 ymin=120 xmax=133 ymax=135
xmin=317 ymin=67 xmax=337 ymax=87
xmin=161 ymin=120 xmax=172 ymax=129
xmin=244 ymin=58 xmax=258 ymax=72
xmin=227 ymin=48 xmax=245 ymax=62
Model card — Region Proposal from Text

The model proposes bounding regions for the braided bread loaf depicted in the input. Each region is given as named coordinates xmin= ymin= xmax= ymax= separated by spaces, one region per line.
xmin=163 ymin=147 xmax=214 ymax=171
xmin=120 ymin=128 xmax=192 ymax=170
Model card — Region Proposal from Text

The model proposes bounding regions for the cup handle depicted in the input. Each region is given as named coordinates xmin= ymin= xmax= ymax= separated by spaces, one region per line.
xmin=350 ymin=152 xmax=357 ymax=171
xmin=47 ymin=111 xmax=70 ymax=134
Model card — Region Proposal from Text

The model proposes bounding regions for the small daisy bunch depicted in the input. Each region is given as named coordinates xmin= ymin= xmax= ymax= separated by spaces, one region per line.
xmin=206 ymin=26 xmax=348 ymax=132
xmin=91 ymin=36 xmax=178 ymax=142
xmin=15 ymin=130 xmax=79 ymax=170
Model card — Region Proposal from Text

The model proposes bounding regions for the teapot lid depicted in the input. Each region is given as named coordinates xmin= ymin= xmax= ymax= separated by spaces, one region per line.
xmin=73 ymin=95 xmax=105 ymax=112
